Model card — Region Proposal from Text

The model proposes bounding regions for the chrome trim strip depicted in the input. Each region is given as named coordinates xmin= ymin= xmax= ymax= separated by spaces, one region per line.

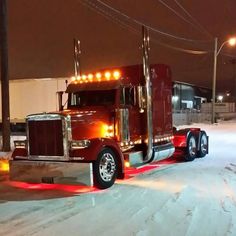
xmin=28 ymin=155 xmax=69 ymax=161
xmin=27 ymin=113 xmax=63 ymax=121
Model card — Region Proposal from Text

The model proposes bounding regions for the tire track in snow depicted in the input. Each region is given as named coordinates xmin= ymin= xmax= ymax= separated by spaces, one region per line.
xmin=130 ymin=185 xmax=194 ymax=236
xmin=0 ymin=197 xmax=90 ymax=236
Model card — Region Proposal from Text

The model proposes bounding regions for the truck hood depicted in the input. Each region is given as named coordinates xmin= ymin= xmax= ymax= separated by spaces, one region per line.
xmin=62 ymin=107 xmax=114 ymax=140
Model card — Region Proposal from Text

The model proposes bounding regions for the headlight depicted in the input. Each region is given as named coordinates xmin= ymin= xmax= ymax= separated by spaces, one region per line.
xmin=70 ymin=140 xmax=91 ymax=149
xmin=14 ymin=140 xmax=27 ymax=148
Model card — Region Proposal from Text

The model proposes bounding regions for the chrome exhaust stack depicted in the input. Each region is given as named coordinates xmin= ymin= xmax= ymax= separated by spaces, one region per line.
xmin=74 ymin=38 xmax=81 ymax=79
xmin=142 ymin=26 xmax=154 ymax=163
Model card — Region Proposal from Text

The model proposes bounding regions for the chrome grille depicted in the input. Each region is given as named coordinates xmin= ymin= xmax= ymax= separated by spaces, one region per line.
xmin=28 ymin=117 xmax=64 ymax=157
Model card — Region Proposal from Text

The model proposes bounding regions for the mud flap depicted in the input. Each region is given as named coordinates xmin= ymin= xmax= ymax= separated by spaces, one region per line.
xmin=9 ymin=160 xmax=93 ymax=186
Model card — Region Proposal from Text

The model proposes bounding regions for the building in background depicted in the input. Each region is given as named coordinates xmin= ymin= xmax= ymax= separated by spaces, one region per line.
xmin=172 ymin=81 xmax=212 ymax=111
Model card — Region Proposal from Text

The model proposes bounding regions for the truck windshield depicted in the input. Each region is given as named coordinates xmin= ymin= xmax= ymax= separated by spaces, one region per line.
xmin=69 ymin=90 xmax=116 ymax=107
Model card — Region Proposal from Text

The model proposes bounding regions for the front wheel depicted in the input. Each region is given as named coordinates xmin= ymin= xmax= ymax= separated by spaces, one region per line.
xmin=93 ymin=147 xmax=118 ymax=189
xmin=184 ymin=133 xmax=197 ymax=161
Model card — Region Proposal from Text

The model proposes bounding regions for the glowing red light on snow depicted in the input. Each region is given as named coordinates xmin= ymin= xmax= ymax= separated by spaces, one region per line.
xmin=124 ymin=165 xmax=158 ymax=179
xmin=9 ymin=181 xmax=100 ymax=194
xmin=123 ymin=157 xmax=179 ymax=179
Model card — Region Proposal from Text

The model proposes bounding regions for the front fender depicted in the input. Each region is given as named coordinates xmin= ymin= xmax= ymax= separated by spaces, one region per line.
xmin=69 ymin=138 xmax=125 ymax=179
xmin=69 ymin=138 xmax=122 ymax=160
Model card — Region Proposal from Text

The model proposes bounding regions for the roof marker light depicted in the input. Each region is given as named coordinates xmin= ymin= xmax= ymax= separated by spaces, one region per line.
xmin=88 ymin=74 xmax=93 ymax=82
xmin=82 ymin=75 xmax=87 ymax=80
xmin=113 ymin=70 xmax=121 ymax=80
xmin=96 ymin=72 xmax=102 ymax=81
xmin=105 ymin=71 xmax=111 ymax=80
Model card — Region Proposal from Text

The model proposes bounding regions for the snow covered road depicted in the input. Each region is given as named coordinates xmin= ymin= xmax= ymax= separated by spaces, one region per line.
xmin=1 ymin=121 xmax=236 ymax=236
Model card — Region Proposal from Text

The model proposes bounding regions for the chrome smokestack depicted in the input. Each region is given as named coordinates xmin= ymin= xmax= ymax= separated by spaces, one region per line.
xmin=142 ymin=26 xmax=153 ymax=162
xmin=74 ymin=39 xmax=81 ymax=79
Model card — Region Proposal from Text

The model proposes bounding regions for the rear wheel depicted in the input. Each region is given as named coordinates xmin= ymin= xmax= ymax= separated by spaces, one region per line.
xmin=184 ymin=133 xmax=197 ymax=161
xmin=93 ymin=147 xmax=118 ymax=189
xmin=197 ymin=131 xmax=208 ymax=158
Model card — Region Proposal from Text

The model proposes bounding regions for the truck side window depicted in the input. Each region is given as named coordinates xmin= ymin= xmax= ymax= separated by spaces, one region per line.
xmin=71 ymin=93 xmax=79 ymax=106
xmin=120 ymin=87 xmax=136 ymax=106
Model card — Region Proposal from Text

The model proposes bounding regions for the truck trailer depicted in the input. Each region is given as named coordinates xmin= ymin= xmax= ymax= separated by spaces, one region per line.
xmin=10 ymin=27 xmax=208 ymax=189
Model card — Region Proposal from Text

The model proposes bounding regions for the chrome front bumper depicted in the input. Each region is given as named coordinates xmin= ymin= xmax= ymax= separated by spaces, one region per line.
xmin=9 ymin=160 xmax=93 ymax=186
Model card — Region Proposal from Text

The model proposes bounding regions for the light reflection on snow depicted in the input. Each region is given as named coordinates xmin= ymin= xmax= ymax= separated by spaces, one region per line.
xmin=0 ymin=160 xmax=9 ymax=172
xmin=119 ymin=179 xmax=184 ymax=193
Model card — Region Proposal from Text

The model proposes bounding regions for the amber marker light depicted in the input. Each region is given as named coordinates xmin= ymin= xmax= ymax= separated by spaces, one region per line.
xmin=113 ymin=70 xmax=121 ymax=80
xmin=96 ymin=72 xmax=102 ymax=81
xmin=88 ymin=74 xmax=94 ymax=81
xmin=105 ymin=71 xmax=111 ymax=80
xmin=81 ymin=74 xmax=87 ymax=81
xmin=125 ymin=161 xmax=130 ymax=168
xmin=102 ymin=124 xmax=114 ymax=137
xmin=0 ymin=160 xmax=9 ymax=172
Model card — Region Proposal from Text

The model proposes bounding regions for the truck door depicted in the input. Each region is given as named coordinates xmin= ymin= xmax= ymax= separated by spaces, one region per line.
xmin=120 ymin=86 xmax=142 ymax=141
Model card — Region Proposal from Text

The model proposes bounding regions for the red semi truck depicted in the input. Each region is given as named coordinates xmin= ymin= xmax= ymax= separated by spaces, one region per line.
xmin=10 ymin=27 xmax=208 ymax=189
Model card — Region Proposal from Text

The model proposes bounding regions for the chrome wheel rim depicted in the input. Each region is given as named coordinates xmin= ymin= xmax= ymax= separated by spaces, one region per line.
xmin=99 ymin=152 xmax=116 ymax=182
xmin=200 ymin=134 xmax=208 ymax=154
xmin=189 ymin=136 xmax=197 ymax=156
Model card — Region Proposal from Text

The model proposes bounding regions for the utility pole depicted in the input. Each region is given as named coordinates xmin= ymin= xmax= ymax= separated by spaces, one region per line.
xmin=0 ymin=0 xmax=11 ymax=151
xmin=211 ymin=37 xmax=218 ymax=124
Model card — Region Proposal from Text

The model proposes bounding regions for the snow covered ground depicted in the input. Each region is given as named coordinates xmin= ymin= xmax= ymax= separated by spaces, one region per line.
xmin=1 ymin=120 xmax=236 ymax=236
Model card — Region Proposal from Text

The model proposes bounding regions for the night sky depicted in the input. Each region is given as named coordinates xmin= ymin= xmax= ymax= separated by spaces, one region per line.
xmin=7 ymin=0 xmax=236 ymax=93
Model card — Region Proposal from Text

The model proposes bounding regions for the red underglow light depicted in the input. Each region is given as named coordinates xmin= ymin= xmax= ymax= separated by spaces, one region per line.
xmin=123 ymin=157 xmax=179 ymax=179
xmin=8 ymin=181 xmax=100 ymax=194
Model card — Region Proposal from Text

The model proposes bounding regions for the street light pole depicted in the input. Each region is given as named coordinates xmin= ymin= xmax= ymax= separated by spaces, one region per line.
xmin=211 ymin=37 xmax=236 ymax=124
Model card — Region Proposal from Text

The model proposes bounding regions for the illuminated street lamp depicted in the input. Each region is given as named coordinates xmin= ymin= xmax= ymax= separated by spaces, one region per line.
xmin=217 ymin=95 xmax=223 ymax=102
xmin=212 ymin=37 xmax=236 ymax=124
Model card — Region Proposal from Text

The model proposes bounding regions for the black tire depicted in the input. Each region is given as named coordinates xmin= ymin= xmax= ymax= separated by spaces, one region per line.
xmin=93 ymin=147 xmax=118 ymax=189
xmin=197 ymin=131 xmax=208 ymax=158
xmin=184 ymin=133 xmax=197 ymax=161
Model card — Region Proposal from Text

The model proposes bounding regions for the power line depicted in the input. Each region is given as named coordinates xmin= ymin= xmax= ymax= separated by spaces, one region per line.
xmin=89 ymin=0 xmax=211 ymax=43
xmin=80 ymin=0 xmax=210 ymax=54
xmin=151 ymin=37 xmax=209 ymax=54
xmin=79 ymin=0 xmax=137 ymax=33
xmin=158 ymin=0 xmax=208 ymax=37
xmin=174 ymin=0 xmax=213 ymax=39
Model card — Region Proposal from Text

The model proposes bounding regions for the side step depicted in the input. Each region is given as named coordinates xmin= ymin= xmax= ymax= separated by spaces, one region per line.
xmin=9 ymin=160 xmax=93 ymax=186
